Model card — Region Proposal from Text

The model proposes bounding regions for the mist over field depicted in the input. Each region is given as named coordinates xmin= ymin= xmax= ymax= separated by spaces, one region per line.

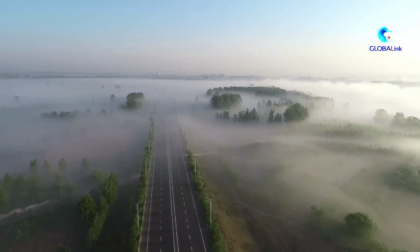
xmin=2 ymin=77 xmax=420 ymax=251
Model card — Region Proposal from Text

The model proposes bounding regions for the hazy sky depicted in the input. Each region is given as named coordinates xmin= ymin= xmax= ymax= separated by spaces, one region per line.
xmin=1 ymin=0 xmax=420 ymax=78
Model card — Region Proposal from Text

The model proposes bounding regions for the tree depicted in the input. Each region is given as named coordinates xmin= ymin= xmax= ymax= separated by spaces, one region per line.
xmin=274 ymin=113 xmax=283 ymax=122
xmin=268 ymin=110 xmax=274 ymax=123
xmin=56 ymin=245 xmax=72 ymax=252
xmin=123 ymin=92 xmax=145 ymax=109
xmin=406 ymin=116 xmax=420 ymax=128
xmin=102 ymin=173 xmax=118 ymax=204
xmin=58 ymin=159 xmax=67 ymax=173
xmin=44 ymin=160 xmax=51 ymax=175
xmin=283 ymin=103 xmax=309 ymax=122
xmin=110 ymin=94 xmax=115 ymax=100
xmin=222 ymin=111 xmax=229 ymax=119
xmin=81 ymin=158 xmax=90 ymax=172
xmin=374 ymin=109 xmax=389 ymax=124
xmin=4 ymin=173 xmax=13 ymax=185
xmin=78 ymin=195 xmax=97 ymax=223
xmin=235 ymin=108 xmax=259 ymax=122
xmin=392 ymin=112 xmax=406 ymax=127
xmin=344 ymin=212 xmax=376 ymax=238
xmin=93 ymin=170 xmax=108 ymax=187
xmin=210 ymin=93 xmax=242 ymax=109
xmin=30 ymin=159 xmax=38 ymax=178
xmin=266 ymin=100 xmax=272 ymax=106
xmin=55 ymin=174 xmax=64 ymax=198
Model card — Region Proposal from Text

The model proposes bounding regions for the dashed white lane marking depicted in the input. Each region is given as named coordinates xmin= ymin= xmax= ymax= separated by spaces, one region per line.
xmin=186 ymin=219 xmax=188 ymax=223
xmin=160 ymin=220 xmax=162 ymax=223
xmin=183 ymin=203 xmax=185 ymax=206
xmin=191 ymin=246 xmax=193 ymax=251
xmin=160 ymin=236 xmax=162 ymax=241
xmin=161 ymin=204 xmax=162 ymax=207
xmin=185 ymin=210 xmax=187 ymax=214
xmin=160 ymin=227 xmax=162 ymax=230
xmin=187 ymin=225 xmax=189 ymax=229
xmin=182 ymin=192 xmax=183 ymax=195
xmin=160 ymin=211 xmax=162 ymax=215
xmin=189 ymin=234 xmax=191 ymax=240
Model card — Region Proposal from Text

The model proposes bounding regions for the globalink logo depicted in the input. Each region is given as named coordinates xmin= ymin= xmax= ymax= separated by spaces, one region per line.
xmin=370 ymin=26 xmax=402 ymax=52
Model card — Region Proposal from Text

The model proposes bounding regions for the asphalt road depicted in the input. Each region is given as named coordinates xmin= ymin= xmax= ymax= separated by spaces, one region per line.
xmin=140 ymin=114 xmax=212 ymax=252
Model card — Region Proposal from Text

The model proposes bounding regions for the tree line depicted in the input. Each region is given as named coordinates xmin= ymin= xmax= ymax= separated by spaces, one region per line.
xmin=206 ymin=86 xmax=332 ymax=103
xmin=41 ymin=108 xmax=114 ymax=119
xmin=127 ymin=117 xmax=155 ymax=251
xmin=210 ymin=93 xmax=242 ymax=109
xmin=181 ymin=131 xmax=228 ymax=252
xmin=258 ymin=98 xmax=294 ymax=107
xmin=214 ymin=103 xmax=309 ymax=123
xmin=374 ymin=109 xmax=420 ymax=129
xmin=41 ymin=110 xmax=79 ymax=119
xmin=207 ymin=86 xmax=287 ymax=96
xmin=0 ymin=157 xmax=88 ymax=213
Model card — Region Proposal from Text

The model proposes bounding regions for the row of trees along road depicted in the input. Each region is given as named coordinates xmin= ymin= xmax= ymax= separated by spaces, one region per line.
xmin=0 ymin=157 xmax=92 ymax=213
xmin=180 ymin=130 xmax=228 ymax=252
xmin=128 ymin=117 xmax=155 ymax=251
xmin=214 ymin=103 xmax=309 ymax=123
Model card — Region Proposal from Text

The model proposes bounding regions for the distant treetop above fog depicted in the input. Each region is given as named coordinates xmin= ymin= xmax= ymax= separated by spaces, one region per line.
xmin=206 ymin=86 xmax=332 ymax=101
xmin=119 ymin=92 xmax=145 ymax=110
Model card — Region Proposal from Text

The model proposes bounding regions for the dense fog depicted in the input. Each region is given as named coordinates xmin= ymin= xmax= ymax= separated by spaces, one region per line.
xmin=2 ymin=78 xmax=420 ymax=251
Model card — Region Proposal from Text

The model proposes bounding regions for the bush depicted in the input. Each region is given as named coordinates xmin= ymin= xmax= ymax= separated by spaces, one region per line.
xmin=344 ymin=212 xmax=376 ymax=238
xmin=283 ymin=103 xmax=309 ymax=122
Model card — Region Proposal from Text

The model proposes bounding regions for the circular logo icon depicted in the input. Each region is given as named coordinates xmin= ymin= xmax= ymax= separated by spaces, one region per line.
xmin=378 ymin=27 xmax=394 ymax=43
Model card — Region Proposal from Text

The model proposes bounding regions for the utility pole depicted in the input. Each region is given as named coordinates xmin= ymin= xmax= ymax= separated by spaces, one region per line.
xmin=205 ymin=197 xmax=213 ymax=226
xmin=135 ymin=202 xmax=140 ymax=227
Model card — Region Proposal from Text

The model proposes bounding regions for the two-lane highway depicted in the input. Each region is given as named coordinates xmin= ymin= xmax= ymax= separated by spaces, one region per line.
xmin=140 ymin=113 xmax=212 ymax=252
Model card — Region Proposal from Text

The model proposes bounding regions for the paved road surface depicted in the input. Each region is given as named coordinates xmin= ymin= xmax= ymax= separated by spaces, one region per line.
xmin=140 ymin=112 xmax=212 ymax=252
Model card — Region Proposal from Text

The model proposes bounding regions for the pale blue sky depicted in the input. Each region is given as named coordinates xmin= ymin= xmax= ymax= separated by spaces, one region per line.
xmin=1 ymin=0 xmax=419 ymax=77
